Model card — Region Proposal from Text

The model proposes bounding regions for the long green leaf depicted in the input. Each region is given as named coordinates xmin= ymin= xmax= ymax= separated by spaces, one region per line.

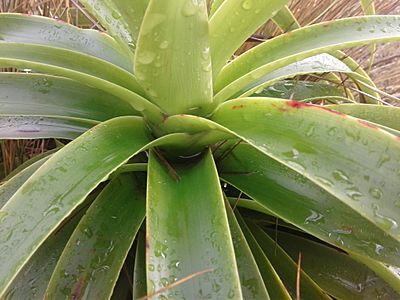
xmin=0 ymin=115 xmax=96 ymax=139
xmin=0 ymin=43 xmax=142 ymax=94
xmin=215 ymin=16 xmax=400 ymax=94
xmin=3 ymin=210 xmax=84 ymax=300
xmin=225 ymin=201 xmax=270 ymax=299
xmin=0 ymin=14 xmax=132 ymax=71
xmin=219 ymin=143 xmax=400 ymax=269
xmin=213 ymin=98 xmax=400 ymax=266
xmin=214 ymin=53 xmax=353 ymax=103
xmin=251 ymin=80 xmax=346 ymax=100
xmin=78 ymin=0 xmax=149 ymax=51
xmin=135 ymin=0 xmax=212 ymax=115
xmin=326 ymin=104 xmax=400 ymax=131
xmin=0 ymin=73 xmax=138 ymax=121
xmin=45 ymin=173 xmax=146 ymax=299
xmin=0 ymin=116 xmax=160 ymax=295
xmin=248 ymin=222 xmax=330 ymax=299
xmin=266 ymin=229 xmax=400 ymax=299
xmin=209 ymin=0 xmax=290 ymax=76
xmin=146 ymin=149 xmax=242 ymax=299
xmin=235 ymin=211 xmax=291 ymax=300
xmin=0 ymin=47 xmax=163 ymax=122
xmin=0 ymin=157 xmax=49 ymax=209
xmin=133 ymin=231 xmax=147 ymax=299
xmin=271 ymin=6 xmax=381 ymax=103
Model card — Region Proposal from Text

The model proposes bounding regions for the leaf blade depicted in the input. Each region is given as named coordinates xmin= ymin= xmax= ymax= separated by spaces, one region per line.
xmin=45 ymin=173 xmax=146 ymax=299
xmin=135 ymin=0 xmax=212 ymax=115
xmin=146 ymin=149 xmax=242 ymax=299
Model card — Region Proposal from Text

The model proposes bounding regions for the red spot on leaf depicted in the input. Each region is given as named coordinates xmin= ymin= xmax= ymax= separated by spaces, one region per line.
xmin=286 ymin=100 xmax=312 ymax=109
xmin=357 ymin=119 xmax=378 ymax=130
xmin=232 ymin=105 xmax=244 ymax=110
xmin=319 ymin=107 xmax=346 ymax=116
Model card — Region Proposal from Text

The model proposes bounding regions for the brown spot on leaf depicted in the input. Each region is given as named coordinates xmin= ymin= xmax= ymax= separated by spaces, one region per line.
xmin=232 ymin=105 xmax=244 ymax=110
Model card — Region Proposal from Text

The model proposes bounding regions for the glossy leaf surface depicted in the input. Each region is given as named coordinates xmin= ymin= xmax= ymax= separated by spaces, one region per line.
xmin=327 ymin=104 xmax=400 ymax=131
xmin=0 ymin=14 xmax=132 ymax=71
xmin=235 ymin=211 xmax=291 ymax=300
xmin=0 ymin=43 xmax=141 ymax=93
xmin=216 ymin=16 xmax=400 ymax=92
xmin=248 ymin=222 xmax=330 ymax=299
xmin=214 ymin=53 xmax=352 ymax=102
xmin=46 ymin=173 xmax=146 ymax=299
xmin=146 ymin=149 xmax=242 ymax=299
xmin=219 ymin=143 xmax=400 ymax=268
xmin=251 ymin=80 xmax=345 ymax=101
xmin=135 ymin=0 xmax=212 ymax=115
xmin=225 ymin=201 xmax=270 ymax=299
xmin=0 ymin=115 xmax=96 ymax=139
xmin=0 ymin=116 xmax=151 ymax=295
xmin=213 ymin=99 xmax=400 ymax=266
xmin=0 ymin=73 xmax=138 ymax=121
xmin=209 ymin=0 xmax=289 ymax=75
xmin=266 ymin=229 xmax=400 ymax=299
xmin=133 ymin=231 xmax=147 ymax=299
xmin=78 ymin=0 xmax=148 ymax=50
xmin=3 ymin=211 xmax=83 ymax=300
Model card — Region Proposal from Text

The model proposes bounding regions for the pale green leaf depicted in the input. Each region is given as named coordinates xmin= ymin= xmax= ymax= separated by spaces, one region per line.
xmin=135 ymin=0 xmax=212 ymax=115
xmin=146 ymin=149 xmax=242 ymax=299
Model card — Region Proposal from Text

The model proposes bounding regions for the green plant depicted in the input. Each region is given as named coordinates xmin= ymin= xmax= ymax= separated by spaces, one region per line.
xmin=1 ymin=0 xmax=400 ymax=299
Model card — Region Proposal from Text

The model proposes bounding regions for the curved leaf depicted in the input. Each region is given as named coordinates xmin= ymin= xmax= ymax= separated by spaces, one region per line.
xmin=0 ymin=73 xmax=138 ymax=121
xmin=225 ymin=200 xmax=270 ymax=299
xmin=271 ymin=6 xmax=381 ymax=103
xmin=146 ymin=149 xmax=242 ymax=299
xmin=45 ymin=173 xmax=146 ymax=299
xmin=0 ymin=115 xmax=96 ymax=140
xmin=135 ymin=0 xmax=212 ymax=115
xmin=209 ymin=0 xmax=290 ymax=75
xmin=3 ymin=210 xmax=84 ymax=300
xmin=78 ymin=0 xmax=149 ymax=51
xmin=214 ymin=53 xmax=354 ymax=103
xmin=215 ymin=16 xmax=400 ymax=93
xmin=251 ymin=80 xmax=346 ymax=101
xmin=219 ymin=143 xmax=400 ymax=269
xmin=0 ymin=42 xmax=142 ymax=94
xmin=266 ymin=229 xmax=400 ymax=299
xmin=0 ymin=116 xmax=166 ymax=295
xmin=326 ymin=104 xmax=400 ymax=131
xmin=0 ymin=13 xmax=132 ymax=71
xmin=0 ymin=157 xmax=49 ymax=209
xmin=234 ymin=211 xmax=291 ymax=300
xmin=247 ymin=222 xmax=330 ymax=299
xmin=0 ymin=48 xmax=163 ymax=122
xmin=133 ymin=231 xmax=147 ymax=299
xmin=213 ymin=98 xmax=400 ymax=266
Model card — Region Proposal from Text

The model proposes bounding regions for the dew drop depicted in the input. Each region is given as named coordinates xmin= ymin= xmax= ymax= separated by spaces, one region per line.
xmin=137 ymin=51 xmax=156 ymax=64
xmin=328 ymin=127 xmax=338 ymax=136
xmin=241 ymin=0 xmax=253 ymax=10
xmin=332 ymin=169 xmax=351 ymax=184
xmin=305 ymin=210 xmax=324 ymax=224
xmin=369 ymin=187 xmax=383 ymax=200
xmin=159 ymin=40 xmax=169 ymax=49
